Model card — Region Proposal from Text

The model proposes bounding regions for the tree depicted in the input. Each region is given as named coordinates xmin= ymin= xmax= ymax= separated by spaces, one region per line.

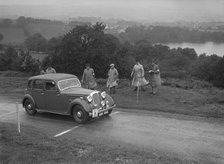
xmin=177 ymin=48 xmax=197 ymax=61
xmin=212 ymin=56 xmax=224 ymax=87
xmin=190 ymin=54 xmax=221 ymax=82
xmin=50 ymin=22 xmax=121 ymax=78
xmin=2 ymin=19 xmax=13 ymax=27
xmin=17 ymin=16 xmax=27 ymax=27
xmin=24 ymin=33 xmax=47 ymax=51
xmin=21 ymin=54 xmax=40 ymax=75
xmin=0 ymin=33 xmax=3 ymax=41
xmin=0 ymin=47 xmax=20 ymax=70
xmin=0 ymin=33 xmax=3 ymax=50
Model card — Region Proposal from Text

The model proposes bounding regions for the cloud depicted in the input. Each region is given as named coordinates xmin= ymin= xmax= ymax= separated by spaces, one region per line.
xmin=0 ymin=0 xmax=223 ymax=22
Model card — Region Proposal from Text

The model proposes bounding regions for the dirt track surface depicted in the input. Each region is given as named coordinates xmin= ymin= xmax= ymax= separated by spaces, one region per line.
xmin=1 ymin=98 xmax=224 ymax=164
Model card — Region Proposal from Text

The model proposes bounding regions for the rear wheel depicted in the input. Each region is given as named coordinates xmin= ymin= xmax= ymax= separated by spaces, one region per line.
xmin=73 ymin=105 xmax=89 ymax=124
xmin=24 ymin=99 xmax=37 ymax=116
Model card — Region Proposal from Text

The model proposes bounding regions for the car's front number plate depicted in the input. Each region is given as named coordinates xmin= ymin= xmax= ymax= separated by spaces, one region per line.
xmin=92 ymin=109 xmax=98 ymax=118
xmin=104 ymin=111 xmax=108 ymax=115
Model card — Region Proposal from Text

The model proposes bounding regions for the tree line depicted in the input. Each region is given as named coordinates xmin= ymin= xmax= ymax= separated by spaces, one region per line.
xmin=1 ymin=22 xmax=224 ymax=88
xmin=119 ymin=26 xmax=224 ymax=43
xmin=0 ymin=17 xmax=63 ymax=28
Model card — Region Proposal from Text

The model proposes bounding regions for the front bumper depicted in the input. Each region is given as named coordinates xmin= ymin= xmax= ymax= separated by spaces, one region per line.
xmin=89 ymin=104 xmax=116 ymax=117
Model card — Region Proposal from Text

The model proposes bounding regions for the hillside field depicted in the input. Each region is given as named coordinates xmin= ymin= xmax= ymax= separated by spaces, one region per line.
xmin=0 ymin=23 xmax=65 ymax=44
xmin=0 ymin=27 xmax=26 ymax=44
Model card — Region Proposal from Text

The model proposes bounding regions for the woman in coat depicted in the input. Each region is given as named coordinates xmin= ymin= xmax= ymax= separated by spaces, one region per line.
xmin=107 ymin=64 xmax=119 ymax=94
xmin=149 ymin=62 xmax=161 ymax=94
xmin=81 ymin=63 xmax=97 ymax=90
xmin=131 ymin=61 xmax=148 ymax=91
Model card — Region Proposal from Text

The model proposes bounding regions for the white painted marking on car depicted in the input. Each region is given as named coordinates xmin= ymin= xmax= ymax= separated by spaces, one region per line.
xmin=0 ymin=111 xmax=16 ymax=118
xmin=54 ymin=125 xmax=81 ymax=138
xmin=110 ymin=111 xmax=121 ymax=116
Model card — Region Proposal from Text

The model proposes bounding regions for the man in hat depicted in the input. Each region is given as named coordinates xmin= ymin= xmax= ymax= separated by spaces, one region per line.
xmin=107 ymin=64 xmax=119 ymax=94
xmin=81 ymin=63 xmax=97 ymax=90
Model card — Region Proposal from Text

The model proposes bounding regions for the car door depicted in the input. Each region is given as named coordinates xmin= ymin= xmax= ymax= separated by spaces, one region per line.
xmin=32 ymin=79 xmax=45 ymax=109
xmin=44 ymin=80 xmax=66 ymax=113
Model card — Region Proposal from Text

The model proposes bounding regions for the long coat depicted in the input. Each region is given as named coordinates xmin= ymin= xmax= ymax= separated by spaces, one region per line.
xmin=107 ymin=68 xmax=118 ymax=88
xmin=82 ymin=68 xmax=97 ymax=89
xmin=131 ymin=64 xmax=148 ymax=87
xmin=150 ymin=64 xmax=161 ymax=87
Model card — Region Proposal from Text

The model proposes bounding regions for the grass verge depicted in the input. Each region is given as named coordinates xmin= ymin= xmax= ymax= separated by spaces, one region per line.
xmin=0 ymin=72 xmax=224 ymax=118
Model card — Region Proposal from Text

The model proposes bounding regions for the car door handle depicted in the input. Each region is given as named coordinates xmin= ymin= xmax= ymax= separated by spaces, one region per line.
xmin=41 ymin=93 xmax=44 ymax=95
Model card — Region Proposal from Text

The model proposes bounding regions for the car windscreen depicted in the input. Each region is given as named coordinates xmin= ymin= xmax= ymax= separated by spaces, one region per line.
xmin=58 ymin=78 xmax=81 ymax=91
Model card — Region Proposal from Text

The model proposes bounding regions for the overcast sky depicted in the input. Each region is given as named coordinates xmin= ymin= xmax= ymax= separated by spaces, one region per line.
xmin=0 ymin=0 xmax=224 ymax=22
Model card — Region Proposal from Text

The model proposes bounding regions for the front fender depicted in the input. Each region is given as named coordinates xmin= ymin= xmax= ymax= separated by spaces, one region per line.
xmin=22 ymin=94 xmax=35 ymax=107
xmin=69 ymin=98 xmax=91 ymax=115
xmin=106 ymin=94 xmax=115 ymax=106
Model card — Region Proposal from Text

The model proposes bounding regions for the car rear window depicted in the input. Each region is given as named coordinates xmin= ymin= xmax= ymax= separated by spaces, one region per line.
xmin=33 ymin=80 xmax=44 ymax=90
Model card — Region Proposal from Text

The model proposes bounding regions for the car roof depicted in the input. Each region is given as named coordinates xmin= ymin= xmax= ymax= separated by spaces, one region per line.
xmin=29 ymin=73 xmax=78 ymax=82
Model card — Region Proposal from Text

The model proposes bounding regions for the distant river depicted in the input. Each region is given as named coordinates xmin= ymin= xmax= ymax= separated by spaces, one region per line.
xmin=165 ymin=42 xmax=224 ymax=57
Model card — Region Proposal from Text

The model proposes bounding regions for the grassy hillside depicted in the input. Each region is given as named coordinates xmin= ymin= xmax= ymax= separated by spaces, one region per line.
xmin=26 ymin=23 xmax=65 ymax=39
xmin=0 ymin=71 xmax=224 ymax=118
xmin=0 ymin=27 xmax=27 ymax=44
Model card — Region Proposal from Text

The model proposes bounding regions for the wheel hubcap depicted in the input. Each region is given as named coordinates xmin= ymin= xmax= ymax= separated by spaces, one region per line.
xmin=77 ymin=111 xmax=82 ymax=118
xmin=27 ymin=104 xmax=32 ymax=110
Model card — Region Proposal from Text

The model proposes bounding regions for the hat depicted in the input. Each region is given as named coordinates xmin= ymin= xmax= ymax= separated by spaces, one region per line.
xmin=110 ymin=63 xmax=114 ymax=67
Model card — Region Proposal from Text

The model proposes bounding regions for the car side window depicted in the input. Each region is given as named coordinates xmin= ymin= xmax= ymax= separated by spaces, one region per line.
xmin=33 ymin=80 xmax=44 ymax=90
xmin=45 ymin=81 xmax=57 ymax=91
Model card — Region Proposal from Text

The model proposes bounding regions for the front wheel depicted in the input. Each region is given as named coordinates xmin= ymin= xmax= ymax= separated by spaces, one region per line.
xmin=73 ymin=105 xmax=89 ymax=124
xmin=24 ymin=99 xmax=37 ymax=116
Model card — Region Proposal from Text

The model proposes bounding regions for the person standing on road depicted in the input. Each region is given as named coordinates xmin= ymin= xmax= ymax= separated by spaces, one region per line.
xmin=81 ymin=63 xmax=97 ymax=90
xmin=107 ymin=63 xmax=119 ymax=94
xmin=131 ymin=60 xmax=148 ymax=91
xmin=46 ymin=66 xmax=56 ymax=74
xmin=149 ymin=62 xmax=161 ymax=94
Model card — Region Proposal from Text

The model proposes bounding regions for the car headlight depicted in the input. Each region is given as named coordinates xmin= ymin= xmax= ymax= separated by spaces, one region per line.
xmin=87 ymin=95 xmax=93 ymax=102
xmin=101 ymin=91 xmax=106 ymax=99
xmin=101 ymin=101 xmax=105 ymax=106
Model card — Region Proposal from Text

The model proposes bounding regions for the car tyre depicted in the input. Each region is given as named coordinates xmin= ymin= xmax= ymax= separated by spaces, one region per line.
xmin=24 ymin=99 xmax=37 ymax=116
xmin=73 ymin=105 xmax=89 ymax=124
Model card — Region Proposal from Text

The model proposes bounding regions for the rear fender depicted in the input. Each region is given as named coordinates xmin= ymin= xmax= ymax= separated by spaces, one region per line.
xmin=69 ymin=98 xmax=91 ymax=115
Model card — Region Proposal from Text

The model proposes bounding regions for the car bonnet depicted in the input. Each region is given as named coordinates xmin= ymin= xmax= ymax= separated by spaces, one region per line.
xmin=60 ymin=87 xmax=96 ymax=96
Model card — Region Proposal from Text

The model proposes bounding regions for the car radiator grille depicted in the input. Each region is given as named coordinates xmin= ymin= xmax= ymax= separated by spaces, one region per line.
xmin=92 ymin=92 xmax=101 ymax=107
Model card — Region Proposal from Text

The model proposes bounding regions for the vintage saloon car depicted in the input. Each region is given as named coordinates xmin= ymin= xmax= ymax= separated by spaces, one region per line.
xmin=22 ymin=73 xmax=116 ymax=123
